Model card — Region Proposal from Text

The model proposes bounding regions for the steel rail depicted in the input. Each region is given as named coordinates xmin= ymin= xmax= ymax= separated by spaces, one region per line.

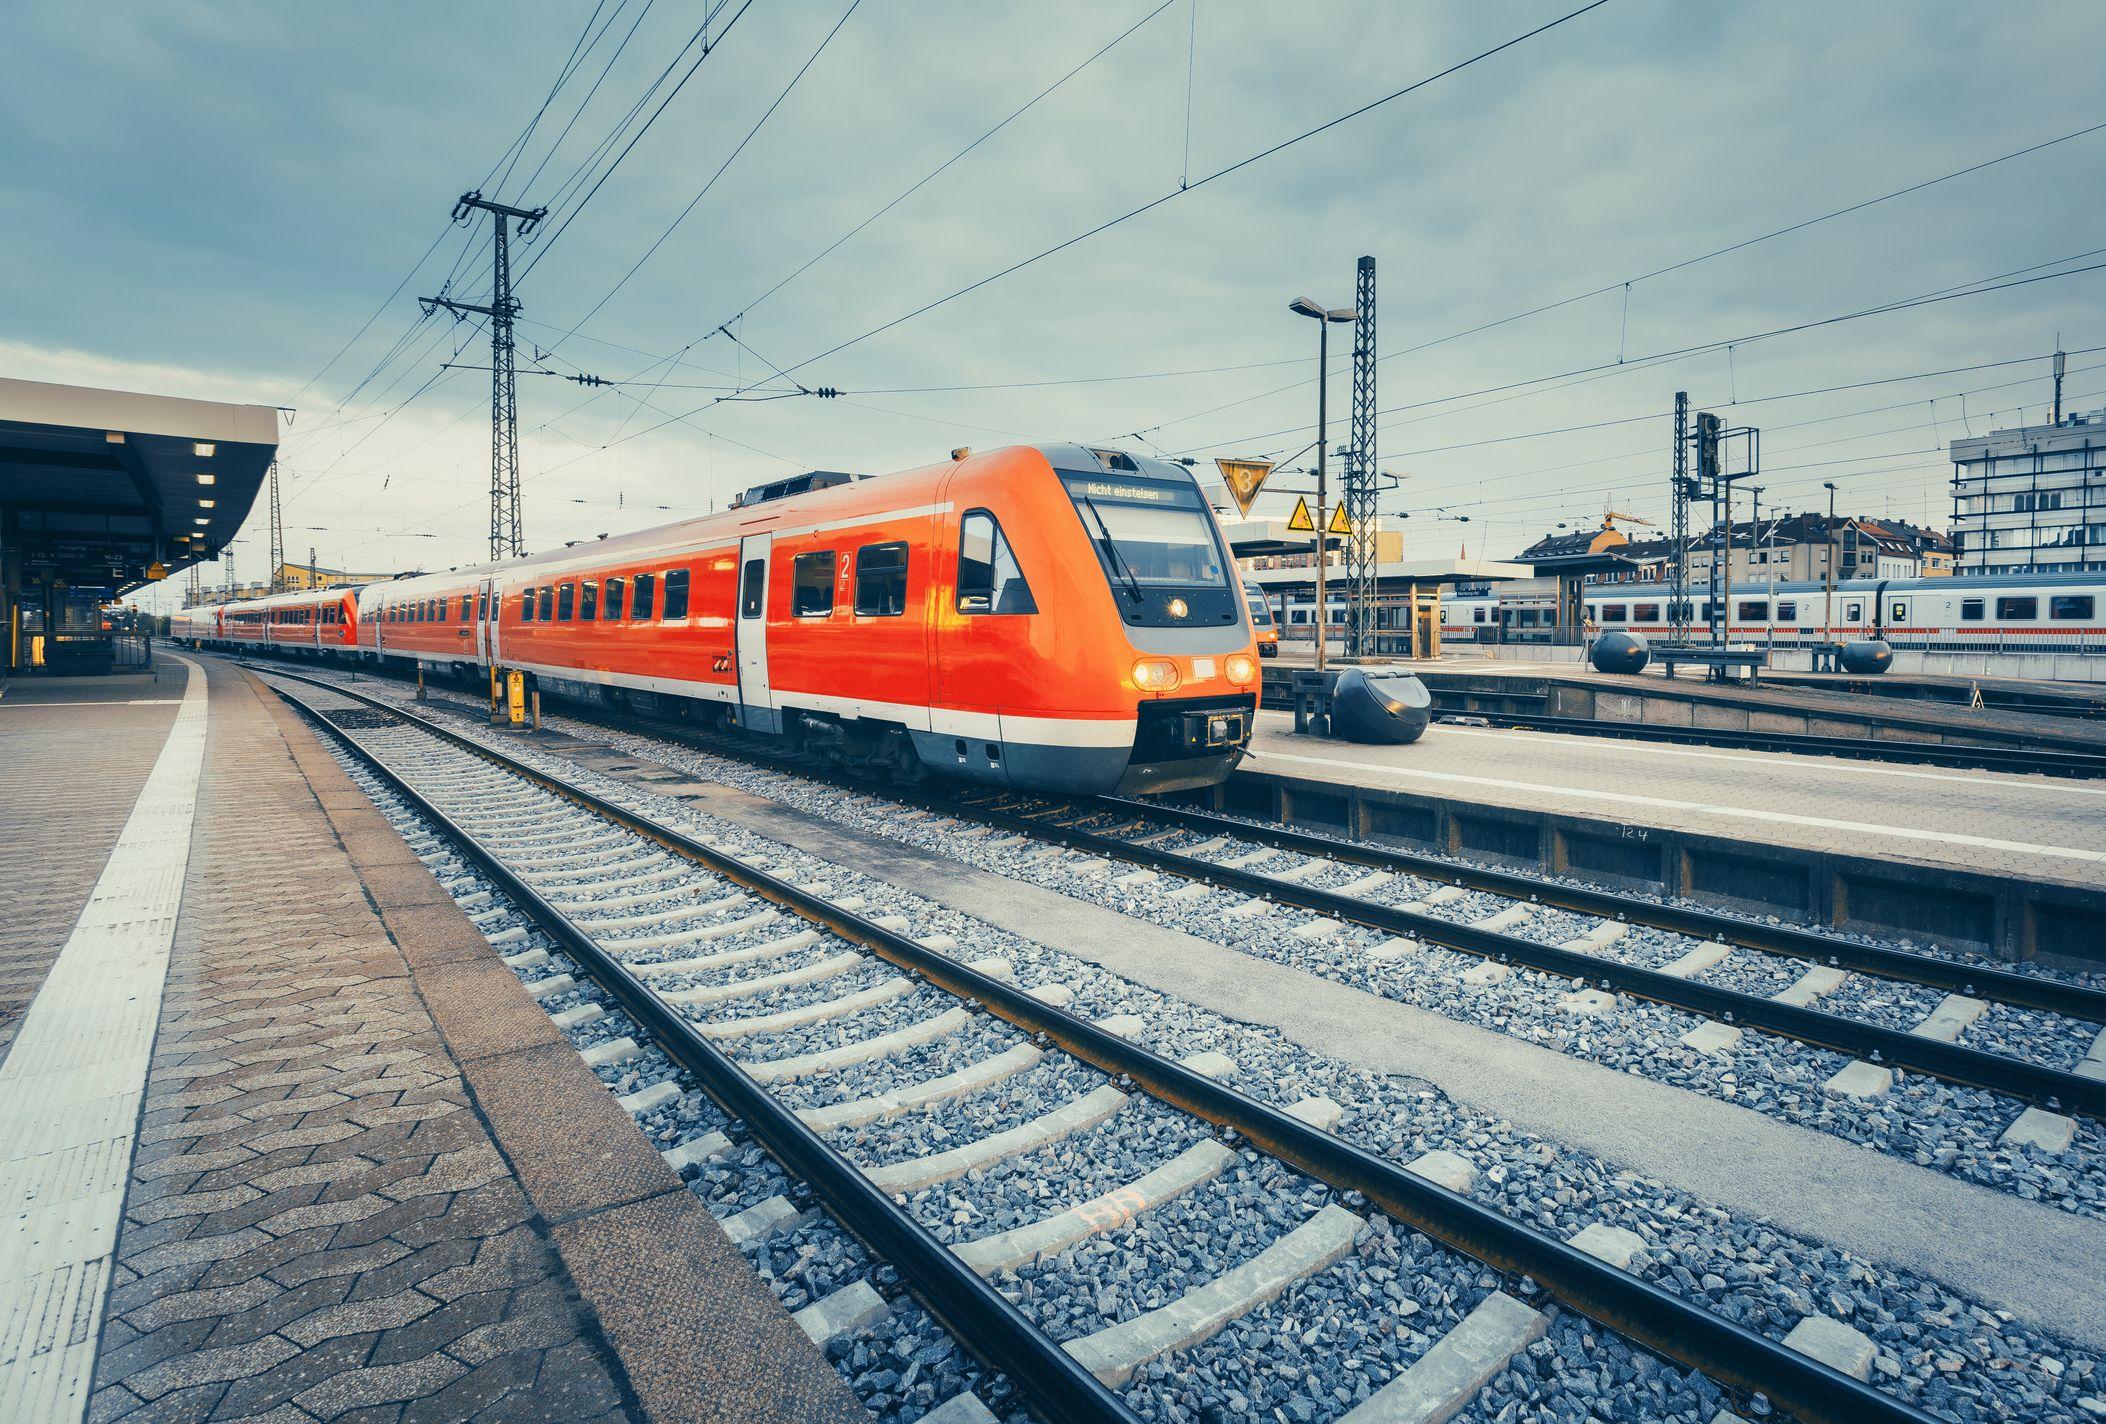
xmin=270 ymin=682 xmax=1145 ymax=1424
xmin=245 ymin=660 xmax=2105 ymax=1115
xmin=1113 ymin=794 xmax=2106 ymax=1022
xmin=261 ymin=667 xmax=1936 ymax=1424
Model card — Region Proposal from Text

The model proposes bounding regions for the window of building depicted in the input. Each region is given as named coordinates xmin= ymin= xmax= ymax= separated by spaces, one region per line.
xmin=2051 ymin=594 xmax=2095 ymax=620
xmin=603 ymin=577 xmax=625 ymax=620
xmin=537 ymin=586 xmax=554 ymax=621
xmin=557 ymin=583 xmax=575 ymax=621
xmin=521 ymin=587 xmax=535 ymax=622
xmin=854 ymin=542 xmax=909 ymax=616
xmin=632 ymin=572 xmax=655 ymax=620
xmin=1960 ymin=598 xmax=1984 ymax=621
xmin=580 ymin=580 xmax=598 ymax=620
xmin=791 ymin=552 xmax=834 ymax=616
xmin=1996 ymin=596 xmax=2036 ymax=620
xmin=1599 ymin=604 xmax=1627 ymax=622
xmin=957 ymin=511 xmax=1036 ymax=614
xmin=663 ymin=568 xmax=690 ymax=620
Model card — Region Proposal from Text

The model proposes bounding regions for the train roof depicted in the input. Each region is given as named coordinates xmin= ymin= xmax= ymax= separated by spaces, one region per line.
xmin=346 ymin=442 xmax=1193 ymax=600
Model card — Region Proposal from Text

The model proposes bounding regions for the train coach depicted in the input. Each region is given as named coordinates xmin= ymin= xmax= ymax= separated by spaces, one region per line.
xmin=222 ymin=443 xmax=1260 ymax=796
xmin=1445 ymin=571 xmax=2106 ymax=654
xmin=181 ymin=586 xmax=359 ymax=653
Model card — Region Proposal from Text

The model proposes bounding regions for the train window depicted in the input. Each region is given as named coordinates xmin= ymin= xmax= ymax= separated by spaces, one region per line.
xmin=632 ymin=573 xmax=655 ymax=620
xmin=1737 ymin=601 xmax=1766 ymax=621
xmin=2052 ymin=595 xmax=2095 ymax=620
xmin=1472 ymin=607 xmax=1487 ymax=624
xmin=1845 ymin=602 xmax=1862 ymax=621
xmin=557 ymin=583 xmax=575 ymax=621
xmin=1961 ymin=598 xmax=1984 ymax=621
xmin=1599 ymin=605 xmax=1627 ymax=622
xmin=792 ymin=552 xmax=834 ymax=616
xmin=1890 ymin=601 xmax=1907 ymax=623
xmin=855 ymin=543 xmax=909 ymax=616
xmin=663 ymin=568 xmax=691 ymax=620
xmin=1634 ymin=603 xmax=1660 ymax=620
xmin=538 ymin=586 xmax=554 ymax=621
xmin=521 ymin=587 xmax=536 ymax=622
xmin=603 ymin=577 xmax=625 ymax=620
xmin=1996 ymin=596 xmax=2037 ymax=619
xmin=1777 ymin=601 xmax=1797 ymax=621
xmin=957 ymin=512 xmax=1035 ymax=615
xmin=580 ymin=581 xmax=598 ymax=620
xmin=461 ymin=594 xmax=473 ymax=620
xmin=476 ymin=590 xmax=488 ymax=621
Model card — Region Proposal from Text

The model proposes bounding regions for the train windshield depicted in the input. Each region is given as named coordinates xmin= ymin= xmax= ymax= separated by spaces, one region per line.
xmin=1063 ymin=474 xmax=1228 ymax=581
xmin=1244 ymin=582 xmax=1275 ymax=626
xmin=1061 ymin=471 xmax=1238 ymax=627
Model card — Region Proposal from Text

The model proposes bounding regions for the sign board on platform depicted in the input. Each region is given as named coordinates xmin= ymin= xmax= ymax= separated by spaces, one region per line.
xmin=1213 ymin=457 xmax=1276 ymax=518
xmin=1285 ymin=496 xmax=1315 ymax=532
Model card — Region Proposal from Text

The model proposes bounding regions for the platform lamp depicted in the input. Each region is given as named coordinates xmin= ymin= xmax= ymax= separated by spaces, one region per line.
xmin=1289 ymin=296 xmax=1354 ymax=670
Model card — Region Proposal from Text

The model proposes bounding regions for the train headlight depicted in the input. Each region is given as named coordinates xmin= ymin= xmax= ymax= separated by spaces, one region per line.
xmin=1167 ymin=597 xmax=1189 ymax=620
xmin=1225 ymin=654 xmax=1257 ymax=686
xmin=1131 ymin=658 xmax=1181 ymax=692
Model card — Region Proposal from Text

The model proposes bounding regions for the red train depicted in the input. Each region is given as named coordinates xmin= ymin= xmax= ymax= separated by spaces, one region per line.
xmin=179 ymin=444 xmax=1260 ymax=795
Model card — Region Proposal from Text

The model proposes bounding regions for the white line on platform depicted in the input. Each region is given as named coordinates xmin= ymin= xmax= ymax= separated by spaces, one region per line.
xmin=0 ymin=657 xmax=206 ymax=1424
xmin=1425 ymin=723 xmax=2106 ymax=797
xmin=1252 ymin=750 xmax=2106 ymax=866
xmin=0 ymin=698 xmax=184 ymax=709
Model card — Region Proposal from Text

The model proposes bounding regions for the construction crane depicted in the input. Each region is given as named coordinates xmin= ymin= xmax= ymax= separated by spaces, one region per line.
xmin=1601 ymin=508 xmax=1654 ymax=532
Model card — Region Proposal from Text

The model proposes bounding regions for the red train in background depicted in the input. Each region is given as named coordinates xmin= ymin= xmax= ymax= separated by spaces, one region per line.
xmin=178 ymin=443 xmax=1261 ymax=795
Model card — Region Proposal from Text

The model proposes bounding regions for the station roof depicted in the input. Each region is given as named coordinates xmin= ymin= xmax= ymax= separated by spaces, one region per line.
xmin=1242 ymin=555 xmax=1530 ymax=587
xmin=0 ymin=376 xmax=280 ymax=594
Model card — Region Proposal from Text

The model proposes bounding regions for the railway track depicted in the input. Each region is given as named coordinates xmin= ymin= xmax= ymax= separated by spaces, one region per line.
xmin=262 ymin=668 xmax=1943 ymax=1424
xmin=250 ymin=661 xmax=2106 ymax=1211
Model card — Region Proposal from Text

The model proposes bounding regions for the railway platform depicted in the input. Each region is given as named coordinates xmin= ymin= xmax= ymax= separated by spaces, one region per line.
xmin=1230 ymin=707 xmax=2106 ymax=966
xmin=0 ymin=655 xmax=861 ymax=1423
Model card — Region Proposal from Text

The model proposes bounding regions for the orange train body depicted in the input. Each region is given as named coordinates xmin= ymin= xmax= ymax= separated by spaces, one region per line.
xmin=184 ymin=444 xmax=1260 ymax=795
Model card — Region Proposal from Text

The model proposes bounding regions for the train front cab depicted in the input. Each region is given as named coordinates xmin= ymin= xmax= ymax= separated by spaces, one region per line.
xmin=911 ymin=445 xmax=1258 ymax=797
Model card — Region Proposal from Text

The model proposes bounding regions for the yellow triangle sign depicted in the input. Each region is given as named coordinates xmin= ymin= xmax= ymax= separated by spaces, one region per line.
xmin=1214 ymin=457 xmax=1276 ymax=518
xmin=1285 ymin=496 xmax=1315 ymax=532
xmin=1327 ymin=503 xmax=1352 ymax=535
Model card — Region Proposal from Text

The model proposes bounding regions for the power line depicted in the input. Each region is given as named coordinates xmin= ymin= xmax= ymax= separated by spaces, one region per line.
xmin=545 ymin=0 xmax=864 ymax=346
xmin=753 ymin=1 xmax=1613 ymax=386
xmin=1134 ymin=116 xmax=2106 ymax=442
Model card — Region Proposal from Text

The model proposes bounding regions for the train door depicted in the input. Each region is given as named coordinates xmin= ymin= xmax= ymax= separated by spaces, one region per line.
xmin=475 ymin=578 xmax=497 ymax=665
xmin=735 ymin=533 xmax=778 ymax=734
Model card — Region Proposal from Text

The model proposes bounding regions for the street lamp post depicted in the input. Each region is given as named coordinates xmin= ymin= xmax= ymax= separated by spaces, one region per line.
xmin=1290 ymin=296 xmax=1355 ymax=670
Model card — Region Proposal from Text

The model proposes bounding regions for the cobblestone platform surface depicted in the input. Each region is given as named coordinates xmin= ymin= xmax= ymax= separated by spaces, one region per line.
xmin=0 ymin=664 xmax=187 ymax=1064
xmin=3 ymin=657 xmax=865 ymax=1424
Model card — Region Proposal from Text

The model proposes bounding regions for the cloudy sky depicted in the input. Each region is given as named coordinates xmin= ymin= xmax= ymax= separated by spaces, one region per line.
xmin=4 ymin=1 xmax=2101 ymax=611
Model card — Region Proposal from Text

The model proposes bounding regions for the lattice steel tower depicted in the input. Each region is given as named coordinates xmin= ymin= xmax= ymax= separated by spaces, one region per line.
xmin=1344 ymin=255 xmax=1379 ymax=659
xmin=266 ymin=458 xmax=285 ymax=591
xmin=422 ymin=191 xmax=547 ymax=561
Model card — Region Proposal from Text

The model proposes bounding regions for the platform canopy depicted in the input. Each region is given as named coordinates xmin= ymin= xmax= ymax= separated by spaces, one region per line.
xmin=0 ymin=376 xmax=280 ymax=594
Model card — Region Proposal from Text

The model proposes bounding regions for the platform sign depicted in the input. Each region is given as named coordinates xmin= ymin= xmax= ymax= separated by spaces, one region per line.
xmin=146 ymin=561 xmax=167 ymax=581
xmin=1214 ymin=457 xmax=1276 ymax=518
xmin=1285 ymin=497 xmax=1316 ymax=532
xmin=1327 ymin=503 xmax=1352 ymax=536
